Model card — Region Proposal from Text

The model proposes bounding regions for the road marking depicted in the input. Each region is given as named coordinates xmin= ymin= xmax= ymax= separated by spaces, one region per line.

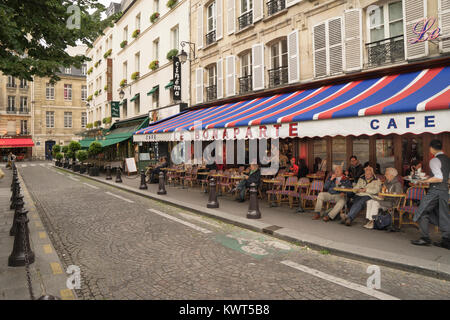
xmin=30 ymin=164 xmax=36 ymax=167
xmin=60 ymin=289 xmax=75 ymax=300
xmin=50 ymin=262 xmax=63 ymax=275
xmin=35 ymin=221 xmax=42 ymax=228
xmin=177 ymin=211 xmax=222 ymax=228
xmin=43 ymin=244 xmax=53 ymax=254
xmin=39 ymin=232 xmax=47 ymax=239
xmin=148 ymin=209 xmax=212 ymax=234
xmin=21 ymin=164 xmax=27 ymax=168
xmin=68 ymin=176 xmax=79 ymax=182
xmin=56 ymin=172 xmax=64 ymax=176
xmin=105 ymin=191 xmax=134 ymax=203
xmin=39 ymin=164 xmax=45 ymax=167
xmin=83 ymin=182 xmax=99 ymax=190
xmin=280 ymin=260 xmax=400 ymax=300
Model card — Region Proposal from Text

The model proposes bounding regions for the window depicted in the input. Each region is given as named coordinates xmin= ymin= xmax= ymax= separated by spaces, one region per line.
xmin=152 ymin=89 xmax=159 ymax=109
xmin=368 ymin=1 xmax=403 ymax=42
xmin=65 ymin=67 xmax=71 ymax=74
xmin=153 ymin=0 xmax=159 ymax=12
xmin=46 ymin=83 xmax=55 ymax=100
xmin=332 ymin=137 xmax=347 ymax=168
xmin=81 ymin=64 xmax=87 ymax=75
xmin=109 ymin=35 xmax=113 ymax=50
xmin=207 ymin=2 xmax=216 ymax=33
xmin=269 ymin=39 xmax=288 ymax=87
xmin=20 ymin=120 xmax=28 ymax=135
xmin=20 ymin=97 xmax=27 ymax=112
xmin=20 ymin=79 xmax=27 ymax=88
xmin=64 ymin=84 xmax=72 ymax=100
xmin=241 ymin=52 xmax=252 ymax=76
xmin=7 ymin=96 xmax=15 ymax=111
xmin=123 ymin=26 xmax=128 ymax=42
xmin=135 ymin=52 xmax=140 ymax=73
xmin=206 ymin=64 xmax=217 ymax=101
xmin=81 ymin=112 xmax=87 ymax=128
xmin=376 ymin=138 xmax=394 ymax=173
xmin=238 ymin=0 xmax=253 ymax=29
xmin=46 ymin=111 xmax=55 ymax=128
xmin=122 ymin=101 xmax=127 ymax=118
xmin=171 ymin=26 xmax=179 ymax=50
xmin=135 ymin=13 xmax=141 ymax=30
xmin=123 ymin=61 xmax=128 ymax=80
xmin=353 ymin=138 xmax=370 ymax=166
xmin=81 ymin=85 xmax=87 ymax=101
xmin=241 ymin=0 xmax=253 ymax=14
xmin=64 ymin=112 xmax=72 ymax=128
xmin=134 ymin=97 xmax=140 ymax=115
xmin=153 ymin=38 xmax=159 ymax=60
xmin=7 ymin=76 xmax=15 ymax=87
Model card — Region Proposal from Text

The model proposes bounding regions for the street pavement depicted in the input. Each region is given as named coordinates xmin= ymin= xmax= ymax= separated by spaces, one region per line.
xmin=9 ymin=162 xmax=450 ymax=300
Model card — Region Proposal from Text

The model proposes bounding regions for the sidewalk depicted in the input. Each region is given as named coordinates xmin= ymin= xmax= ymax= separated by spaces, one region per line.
xmin=61 ymin=167 xmax=450 ymax=280
xmin=0 ymin=167 xmax=75 ymax=300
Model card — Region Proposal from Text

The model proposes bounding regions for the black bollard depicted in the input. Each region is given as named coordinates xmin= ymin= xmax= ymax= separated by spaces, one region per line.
xmin=247 ymin=183 xmax=261 ymax=219
xmin=115 ymin=167 xmax=122 ymax=183
xmin=157 ymin=171 xmax=167 ymax=195
xmin=207 ymin=178 xmax=219 ymax=208
xmin=10 ymin=181 xmax=20 ymax=210
xmin=106 ymin=165 xmax=112 ymax=180
xmin=139 ymin=170 xmax=148 ymax=190
xmin=8 ymin=206 xmax=35 ymax=267
xmin=10 ymin=193 xmax=24 ymax=236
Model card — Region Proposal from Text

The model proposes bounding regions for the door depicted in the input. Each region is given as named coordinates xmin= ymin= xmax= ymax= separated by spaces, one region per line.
xmin=45 ymin=140 xmax=56 ymax=160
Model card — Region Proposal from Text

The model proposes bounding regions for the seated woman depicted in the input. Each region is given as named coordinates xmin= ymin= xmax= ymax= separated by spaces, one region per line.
xmin=364 ymin=167 xmax=402 ymax=229
xmin=234 ymin=164 xmax=261 ymax=202
xmin=288 ymin=158 xmax=299 ymax=176
xmin=298 ymin=159 xmax=309 ymax=178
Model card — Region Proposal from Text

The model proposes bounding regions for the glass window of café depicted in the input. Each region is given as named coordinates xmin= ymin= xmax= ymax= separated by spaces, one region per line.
xmin=332 ymin=137 xmax=346 ymax=169
xmin=401 ymin=136 xmax=423 ymax=175
xmin=376 ymin=137 xmax=394 ymax=174
xmin=313 ymin=139 xmax=327 ymax=172
xmin=352 ymin=137 xmax=369 ymax=167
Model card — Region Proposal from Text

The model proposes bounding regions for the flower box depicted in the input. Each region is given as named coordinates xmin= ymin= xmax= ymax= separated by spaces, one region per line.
xmin=120 ymin=40 xmax=128 ymax=48
xmin=120 ymin=79 xmax=127 ymax=87
xmin=150 ymin=12 xmax=160 ymax=23
xmin=132 ymin=29 xmax=140 ymax=38
xmin=166 ymin=49 xmax=178 ymax=61
xmin=131 ymin=71 xmax=140 ymax=81
xmin=103 ymin=49 xmax=112 ymax=58
xmin=149 ymin=60 xmax=159 ymax=71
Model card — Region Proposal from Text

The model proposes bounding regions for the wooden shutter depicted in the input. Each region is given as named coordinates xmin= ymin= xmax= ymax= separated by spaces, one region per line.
xmin=227 ymin=0 xmax=235 ymax=35
xmin=328 ymin=17 xmax=343 ymax=75
xmin=217 ymin=59 xmax=224 ymax=99
xmin=197 ymin=7 xmax=203 ymax=49
xmin=253 ymin=0 xmax=263 ymax=23
xmin=287 ymin=29 xmax=299 ymax=84
xmin=439 ymin=0 xmax=450 ymax=53
xmin=252 ymin=43 xmax=264 ymax=91
xmin=216 ymin=0 xmax=223 ymax=40
xmin=313 ymin=23 xmax=327 ymax=78
xmin=286 ymin=0 xmax=301 ymax=8
xmin=226 ymin=56 xmax=236 ymax=96
xmin=196 ymin=68 xmax=204 ymax=104
xmin=403 ymin=0 xmax=428 ymax=59
xmin=344 ymin=9 xmax=362 ymax=72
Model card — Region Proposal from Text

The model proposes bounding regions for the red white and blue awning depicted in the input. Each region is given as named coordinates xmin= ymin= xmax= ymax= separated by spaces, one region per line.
xmin=134 ymin=67 xmax=450 ymax=141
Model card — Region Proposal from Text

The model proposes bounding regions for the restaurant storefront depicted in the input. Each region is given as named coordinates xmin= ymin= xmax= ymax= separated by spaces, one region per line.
xmin=0 ymin=136 xmax=34 ymax=161
xmin=134 ymin=64 xmax=450 ymax=176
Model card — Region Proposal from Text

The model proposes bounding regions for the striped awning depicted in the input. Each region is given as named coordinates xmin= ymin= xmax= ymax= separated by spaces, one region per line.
xmin=134 ymin=67 xmax=450 ymax=141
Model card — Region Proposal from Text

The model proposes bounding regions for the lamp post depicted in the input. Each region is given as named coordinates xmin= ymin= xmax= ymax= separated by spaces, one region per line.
xmin=178 ymin=41 xmax=196 ymax=63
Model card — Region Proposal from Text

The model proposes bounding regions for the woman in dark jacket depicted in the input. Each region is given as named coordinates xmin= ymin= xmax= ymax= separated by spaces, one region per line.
xmin=298 ymin=158 xmax=309 ymax=178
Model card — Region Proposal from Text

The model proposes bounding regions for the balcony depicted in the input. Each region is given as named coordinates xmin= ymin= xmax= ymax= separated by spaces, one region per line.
xmin=6 ymin=83 xmax=16 ymax=89
xmin=268 ymin=66 xmax=288 ymax=88
xmin=238 ymin=11 xmax=253 ymax=30
xmin=205 ymin=30 xmax=216 ymax=46
xmin=6 ymin=108 xmax=16 ymax=114
xmin=19 ymin=85 xmax=29 ymax=90
xmin=19 ymin=108 xmax=29 ymax=114
xmin=239 ymin=75 xmax=252 ymax=94
xmin=206 ymin=85 xmax=217 ymax=101
xmin=267 ymin=0 xmax=285 ymax=16
xmin=366 ymin=35 xmax=405 ymax=68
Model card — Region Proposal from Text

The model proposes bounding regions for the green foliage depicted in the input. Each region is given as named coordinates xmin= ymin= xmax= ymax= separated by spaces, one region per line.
xmin=62 ymin=145 xmax=69 ymax=154
xmin=87 ymin=95 xmax=93 ymax=101
xmin=55 ymin=152 xmax=63 ymax=161
xmin=0 ymin=1 xmax=121 ymax=82
xmin=103 ymin=49 xmax=112 ymax=58
xmin=166 ymin=49 xmax=178 ymax=61
xmin=52 ymin=144 xmax=61 ymax=157
xmin=86 ymin=123 xmax=93 ymax=129
xmin=167 ymin=0 xmax=178 ymax=9
xmin=94 ymin=90 xmax=99 ymax=96
xmin=68 ymin=141 xmax=81 ymax=153
xmin=150 ymin=12 xmax=160 ymax=23
xmin=149 ymin=60 xmax=159 ymax=70
xmin=132 ymin=29 xmax=140 ymax=38
xmin=120 ymin=40 xmax=128 ymax=48
xmin=131 ymin=71 xmax=139 ymax=80
xmin=104 ymin=84 xmax=108 ymax=91
xmin=87 ymin=67 xmax=93 ymax=74
xmin=66 ymin=150 xmax=74 ymax=159
xmin=88 ymin=141 xmax=102 ymax=158
xmin=94 ymin=120 xmax=101 ymax=127
xmin=76 ymin=150 xmax=88 ymax=162
xmin=120 ymin=79 xmax=127 ymax=87
xmin=102 ymin=117 xmax=112 ymax=124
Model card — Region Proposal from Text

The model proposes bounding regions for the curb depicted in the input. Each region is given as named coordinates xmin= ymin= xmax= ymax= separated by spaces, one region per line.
xmin=57 ymin=166 xmax=450 ymax=281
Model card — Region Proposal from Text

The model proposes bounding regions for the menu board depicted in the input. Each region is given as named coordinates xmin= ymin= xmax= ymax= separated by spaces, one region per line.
xmin=125 ymin=157 xmax=137 ymax=173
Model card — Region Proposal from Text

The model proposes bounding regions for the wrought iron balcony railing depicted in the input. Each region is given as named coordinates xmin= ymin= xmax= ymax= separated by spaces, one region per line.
xmin=268 ymin=66 xmax=288 ymax=88
xmin=238 ymin=11 xmax=253 ymax=30
xmin=239 ymin=75 xmax=252 ymax=94
xmin=206 ymin=84 xmax=217 ymax=101
xmin=267 ymin=0 xmax=286 ymax=16
xmin=366 ymin=35 xmax=405 ymax=67
xmin=19 ymin=108 xmax=29 ymax=114
xmin=6 ymin=108 xmax=16 ymax=114
xmin=206 ymin=30 xmax=216 ymax=46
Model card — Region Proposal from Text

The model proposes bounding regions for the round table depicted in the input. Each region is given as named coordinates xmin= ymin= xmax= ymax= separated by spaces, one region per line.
xmin=333 ymin=187 xmax=354 ymax=193
xmin=307 ymin=174 xmax=324 ymax=180
xmin=378 ymin=192 xmax=406 ymax=198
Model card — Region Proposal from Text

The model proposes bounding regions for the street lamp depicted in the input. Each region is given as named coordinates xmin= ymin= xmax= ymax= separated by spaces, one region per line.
xmin=178 ymin=41 xmax=196 ymax=64
xmin=119 ymin=89 xmax=125 ymax=100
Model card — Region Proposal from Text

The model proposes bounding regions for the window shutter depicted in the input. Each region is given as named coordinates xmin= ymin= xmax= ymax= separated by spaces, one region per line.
xmin=439 ymin=0 xmax=450 ymax=52
xmin=252 ymin=43 xmax=264 ymax=90
xmin=253 ymin=0 xmax=263 ymax=23
xmin=196 ymin=68 xmax=204 ymax=104
xmin=287 ymin=29 xmax=299 ymax=84
xmin=313 ymin=23 xmax=327 ymax=78
xmin=217 ymin=59 xmax=224 ymax=99
xmin=328 ymin=17 xmax=343 ymax=75
xmin=403 ymin=0 xmax=428 ymax=59
xmin=227 ymin=0 xmax=235 ymax=35
xmin=344 ymin=9 xmax=362 ymax=72
xmin=216 ymin=0 xmax=223 ymax=40
xmin=197 ymin=7 xmax=204 ymax=49
xmin=226 ymin=56 xmax=236 ymax=97
xmin=286 ymin=0 xmax=301 ymax=8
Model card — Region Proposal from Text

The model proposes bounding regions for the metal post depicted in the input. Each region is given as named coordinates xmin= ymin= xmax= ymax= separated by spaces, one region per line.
xmin=139 ymin=169 xmax=148 ymax=190
xmin=10 ymin=179 xmax=20 ymax=210
xmin=247 ymin=183 xmax=261 ymax=219
xmin=10 ymin=193 xmax=24 ymax=236
xmin=157 ymin=171 xmax=167 ymax=195
xmin=115 ymin=167 xmax=122 ymax=183
xmin=207 ymin=178 xmax=219 ymax=208
xmin=106 ymin=165 xmax=112 ymax=180
xmin=8 ymin=205 xmax=35 ymax=267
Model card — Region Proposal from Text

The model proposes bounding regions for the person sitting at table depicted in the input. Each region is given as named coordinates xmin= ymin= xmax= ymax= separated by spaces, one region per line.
xmin=406 ymin=159 xmax=423 ymax=177
xmin=346 ymin=155 xmax=364 ymax=183
xmin=234 ymin=164 xmax=261 ymax=202
xmin=298 ymin=159 xmax=309 ymax=178
xmin=311 ymin=165 xmax=352 ymax=221
xmin=279 ymin=153 xmax=289 ymax=169
xmin=343 ymin=166 xmax=382 ymax=226
xmin=363 ymin=167 xmax=402 ymax=229
xmin=288 ymin=158 xmax=299 ymax=176
xmin=150 ymin=156 xmax=168 ymax=183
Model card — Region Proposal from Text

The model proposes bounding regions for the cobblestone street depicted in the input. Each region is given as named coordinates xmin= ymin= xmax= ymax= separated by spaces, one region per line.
xmin=15 ymin=163 xmax=450 ymax=300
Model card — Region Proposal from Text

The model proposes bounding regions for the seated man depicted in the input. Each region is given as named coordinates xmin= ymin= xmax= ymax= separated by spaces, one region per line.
xmin=150 ymin=156 xmax=168 ymax=183
xmin=343 ymin=166 xmax=381 ymax=226
xmin=235 ymin=164 xmax=261 ymax=202
xmin=312 ymin=165 xmax=352 ymax=221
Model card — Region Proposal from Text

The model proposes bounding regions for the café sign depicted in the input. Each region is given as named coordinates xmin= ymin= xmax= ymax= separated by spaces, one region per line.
xmin=410 ymin=17 xmax=441 ymax=44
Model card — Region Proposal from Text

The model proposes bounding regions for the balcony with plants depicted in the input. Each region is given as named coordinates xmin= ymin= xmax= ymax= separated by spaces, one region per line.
xmin=120 ymin=79 xmax=127 ymax=87
xmin=167 ymin=0 xmax=178 ymax=10
xmin=131 ymin=71 xmax=140 ymax=81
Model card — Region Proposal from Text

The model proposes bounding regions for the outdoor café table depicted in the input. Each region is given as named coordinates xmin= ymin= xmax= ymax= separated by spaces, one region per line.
xmin=307 ymin=174 xmax=324 ymax=180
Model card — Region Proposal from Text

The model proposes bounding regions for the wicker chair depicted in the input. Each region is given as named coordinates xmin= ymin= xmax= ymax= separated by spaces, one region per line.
xmin=398 ymin=187 xmax=426 ymax=227
xmin=301 ymin=180 xmax=324 ymax=210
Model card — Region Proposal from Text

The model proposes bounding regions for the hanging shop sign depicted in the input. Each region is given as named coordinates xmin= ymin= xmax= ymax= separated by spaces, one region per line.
xmin=111 ymin=101 xmax=120 ymax=118
xmin=172 ymin=56 xmax=181 ymax=101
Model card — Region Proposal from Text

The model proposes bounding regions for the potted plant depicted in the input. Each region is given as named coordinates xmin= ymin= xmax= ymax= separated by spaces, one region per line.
xmin=103 ymin=49 xmax=112 ymax=59
xmin=87 ymin=95 xmax=93 ymax=101
xmin=94 ymin=61 xmax=99 ymax=68
xmin=94 ymin=90 xmax=99 ymax=96
xmin=102 ymin=117 xmax=112 ymax=125
xmin=52 ymin=144 xmax=61 ymax=164
xmin=76 ymin=150 xmax=88 ymax=174
xmin=94 ymin=120 xmax=101 ymax=128
xmin=68 ymin=141 xmax=81 ymax=172
xmin=166 ymin=49 xmax=178 ymax=61
xmin=132 ymin=29 xmax=140 ymax=38
xmin=61 ymin=146 xmax=69 ymax=168
xmin=166 ymin=0 xmax=177 ymax=9
xmin=87 ymin=67 xmax=93 ymax=74
xmin=104 ymin=84 xmax=108 ymax=91
xmin=88 ymin=141 xmax=103 ymax=176
xmin=150 ymin=12 xmax=160 ymax=23
xmin=120 ymin=79 xmax=127 ymax=87
xmin=86 ymin=123 xmax=93 ymax=129
xmin=149 ymin=60 xmax=159 ymax=71
xmin=131 ymin=71 xmax=140 ymax=81
xmin=55 ymin=152 xmax=63 ymax=166
xmin=120 ymin=40 xmax=128 ymax=48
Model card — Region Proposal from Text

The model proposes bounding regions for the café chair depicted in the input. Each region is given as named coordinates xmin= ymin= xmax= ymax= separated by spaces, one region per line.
xmin=301 ymin=180 xmax=324 ymax=210
xmin=266 ymin=176 xmax=285 ymax=206
xmin=398 ymin=187 xmax=426 ymax=227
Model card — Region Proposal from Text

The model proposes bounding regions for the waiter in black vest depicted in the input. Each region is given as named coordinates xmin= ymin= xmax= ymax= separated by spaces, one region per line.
xmin=411 ymin=140 xmax=450 ymax=249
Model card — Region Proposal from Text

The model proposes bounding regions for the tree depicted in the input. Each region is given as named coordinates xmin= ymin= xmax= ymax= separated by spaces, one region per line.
xmin=76 ymin=150 xmax=88 ymax=162
xmin=88 ymin=141 xmax=102 ymax=159
xmin=52 ymin=144 xmax=61 ymax=157
xmin=0 ymin=1 xmax=121 ymax=82
xmin=68 ymin=141 xmax=81 ymax=161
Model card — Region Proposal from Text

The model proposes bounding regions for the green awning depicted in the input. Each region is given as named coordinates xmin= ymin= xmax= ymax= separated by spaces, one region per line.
xmin=79 ymin=139 xmax=95 ymax=149
xmin=165 ymin=80 xmax=174 ymax=89
xmin=98 ymin=136 xmax=129 ymax=147
xmin=147 ymin=85 xmax=159 ymax=96
xmin=130 ymin=93 xmax=140 ymax=102
xmin=119 ymin=99 xmax=127 ymax=106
